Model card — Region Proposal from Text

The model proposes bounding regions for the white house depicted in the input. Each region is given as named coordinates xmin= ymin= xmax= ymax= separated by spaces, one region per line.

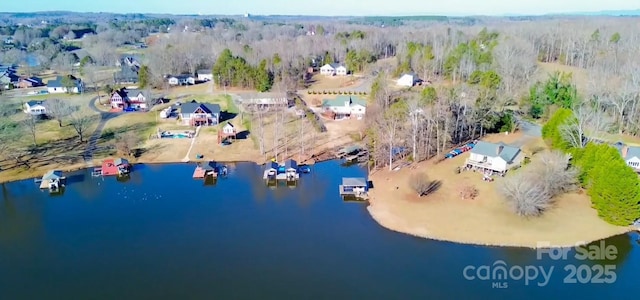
xmin=167 ymin=75 xmax=196 ymax=85
xmin=320 ymin=63 xmax=348 ymax=76
xmin=179 ymin=100 xmax=221 ymax=126
xmin=321 ymin=95 xmax=367 ymax=120
xmin=614 ymin=143 xmax=640 ymax=172
xmin=196 ymin=69 xmax=213 ymax=81
xmin=241 ymin=92 xmax=291 ymax=110
xmin=47 ymin=75 xmax=83 ymax=94
xmin=109 ymin=88 xmax=149 ymax=110
xmin=465 ymin=141 xmax=523 ymax=174
xmin=24 ymin=100 xmax=47 ymax=116
xmin=396 ymin=72 xmax=420 ymax=87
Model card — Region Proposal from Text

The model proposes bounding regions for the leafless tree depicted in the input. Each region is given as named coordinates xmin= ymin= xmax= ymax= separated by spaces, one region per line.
xmin=408 ymin=172 xmax=440 ymax=197
xmin=46 ymin=99 xmax=74 ymax=127
xmin=559 ymin=101 xmax=611 ymax=148
xmin=498 ymin=150 xmax=578 ymax=217
xmin=115 ymin=132 xmax=140 ymax=156
xmin=21 ymin=115 xmax=38 ymax=146
xmin=68 ymin=111 xmax=95 ymax=142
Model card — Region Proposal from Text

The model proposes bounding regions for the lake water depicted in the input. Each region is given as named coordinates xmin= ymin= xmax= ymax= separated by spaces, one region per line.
xmin=1 ymin=161 xmax=639 ymax=299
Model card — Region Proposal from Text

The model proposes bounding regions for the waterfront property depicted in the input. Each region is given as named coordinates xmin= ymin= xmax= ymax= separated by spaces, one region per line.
xmin=464 ymin=141 xmax=523 ymax=174
xmin=179 ymin=100 xmax=221 ymax=126
xmin=321 ymin=96 xmax=367 ymax=120
xmin=93 ymin=158 xmax=131 ymax=177
xmin=38 ymin=170 xmax=65 ymax=191
xmin=339 ymin=177 xmax=369 ymax=200
xmin=319 ymin=63 xmax=348 ymax=76
xmin=241 ymin=92 xmax=291 ymax=110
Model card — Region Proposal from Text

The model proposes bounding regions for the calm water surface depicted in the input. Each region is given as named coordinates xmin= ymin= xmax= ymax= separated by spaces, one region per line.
xmin=1 ymin=161 xmax=639 ymax=299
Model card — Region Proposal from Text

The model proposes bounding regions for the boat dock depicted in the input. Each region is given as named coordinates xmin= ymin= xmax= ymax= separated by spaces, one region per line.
xmin=335 ymin=145 xmax=364 ymax=159
xmin=93 ymin=158 xmax=131 ymax=177
xmin=263 ymin=159 xmax=301 ymax=182
xmin=193 ymin=161 xmax=220 ymax=178
xmin=339 ymin=177 xmax=369 ymax=200
xmin=36 ymin=170 xmax=66 ymax=192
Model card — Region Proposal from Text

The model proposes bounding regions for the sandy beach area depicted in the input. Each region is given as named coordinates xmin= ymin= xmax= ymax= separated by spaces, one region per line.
xmin=366 ymin=134 xmax=631 ymax=248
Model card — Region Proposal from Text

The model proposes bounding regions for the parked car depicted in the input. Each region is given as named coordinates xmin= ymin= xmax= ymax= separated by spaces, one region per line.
xmin=124 ymin=107 xmax=136 ymax=112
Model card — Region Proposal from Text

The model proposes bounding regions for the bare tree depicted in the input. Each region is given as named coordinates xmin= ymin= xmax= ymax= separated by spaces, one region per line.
xmin=46 ymin=99 xmax=73 ymax=127
xmin=115 ymin=132 xmax=140 ymax=156
xmin=408 ymin=172 xmax=440 ymax=197
xmin=68 ymin=111 xmax=95 ymax=142
xmin=21 ymin=115 xmax=38 ymax=146
xmin=559 ymin=101 xmax=611 ymax=148
xmin=406 ymin=96 xmax=424 ymax=161
xmin=498 ymin=150 xmax=578 ymax=217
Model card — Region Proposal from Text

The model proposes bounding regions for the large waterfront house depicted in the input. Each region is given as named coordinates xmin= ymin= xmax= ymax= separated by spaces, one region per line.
xmin=179 ymin=100 xmax=221 ymax=126
xmin=320 ymin=63 xmax=348 ymax=76
xmin=109 ymin=88 xmax=149 ymax=110
xmin=465 ymin=141 xmax=523 ymax=174
xmin=47 ymin=75 xmax=83 ymax=94
xmin=321 ymin=95 xmax=367 ymax=120
xmin=24 ymin=100 xmax=47 ymax=116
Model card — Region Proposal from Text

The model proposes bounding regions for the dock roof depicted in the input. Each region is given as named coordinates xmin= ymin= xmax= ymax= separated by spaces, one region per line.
xmin=198 ymin=161 xmax=217 ymax=171
xmin=42 ymin=170 xmax=63 ymax=180
xmin=283 ymin=159 xmax=298 ymax=169
xmin=114 ymin=158 xmax=129 ymax=166
xmin=342 ymin=177 xmax=367 ymax=187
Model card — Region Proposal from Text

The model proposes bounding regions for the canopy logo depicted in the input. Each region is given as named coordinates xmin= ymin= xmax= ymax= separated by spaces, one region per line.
xmin=462 ymin=260 xmax=553 ymax=288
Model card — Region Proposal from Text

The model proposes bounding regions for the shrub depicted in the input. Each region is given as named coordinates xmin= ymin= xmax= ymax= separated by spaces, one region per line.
xmin=409 ymin=172 xmax=441 ymax=197
xmin=307 ymin=90 xmax=311 ymax=94
xmin=460 ymin=185 xmax=479 ymax=200
xmin=498 ymin=150 xmax=578 ymax=217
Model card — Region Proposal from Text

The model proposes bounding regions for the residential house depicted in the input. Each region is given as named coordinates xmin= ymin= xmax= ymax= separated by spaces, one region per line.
xmin=320 ymin=63 xmax=348 ymax=76
xmin=614 ymin=143 xmax=640 ymax=172
xmin=0 ymin=65 xmax=19 ymax=87
xmin=222 ymin=122 xmax=236 ymax=135
xmin=241 ymin=92 xmax=291 ymax=110
xmin=113 ymin=65 xmax=139 ymax=85
xmin=196 ymin=69 xmax=213 ymax=81
xmin=109 ymin=88 xmax=149 ymax=110
xmin=47 ymin=75 xmax=83 ymax=94
xmin=321 ymin=95 xmax=367 ymax=120
xmin=465 ymin=141 xmax=523 ymax=174
xmin=167 ymin=74 xmax=196 ymax=85
xmin=179 ymin=100 xmax=221 ymax=126
xmin=17 ymin=76 xmax=44 ymax=88
xmin=116 ymin=55 xmax=141 ymax=68
xmin=396 ymin=72 xmax=421 ymax=87
xmin=24 ymin=100 xmax=47 ymax=116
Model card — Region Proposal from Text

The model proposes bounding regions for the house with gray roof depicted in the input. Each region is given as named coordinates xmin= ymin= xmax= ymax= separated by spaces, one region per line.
xmin=321 ymin=95 xmax=367 ymax=120
xmin=320 ymin=63 xmax=347 ymax=76
xmin=179 ymin=100 xmax=221 ymax=126
xmin=24 ymin=100 xmax=47 ymax=116
xmin=196 ymin=69 xmax=213 ymax=81
xmin=465 ymin=141 xmax=523 ymax=173
xmin=47 ymin=75 xmax=83 ymax=94
xmin=613 ymin=142 xmax=640 ymax=172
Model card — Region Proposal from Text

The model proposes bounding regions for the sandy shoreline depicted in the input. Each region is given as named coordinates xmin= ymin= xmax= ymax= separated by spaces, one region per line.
xmin=365 ymin=148 xmax=632 ymax=249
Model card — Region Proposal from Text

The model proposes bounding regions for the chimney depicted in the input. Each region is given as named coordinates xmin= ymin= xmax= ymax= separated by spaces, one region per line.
xmin=622 ymin=146 xmax=628 ymax=158
xmin=497 ymin=145 xmax=504 ymax=155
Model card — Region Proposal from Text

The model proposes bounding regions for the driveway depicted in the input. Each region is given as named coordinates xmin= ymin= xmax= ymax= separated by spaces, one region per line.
xmin=511 ymin=118 xmax=542 ymax=148
xmin=82 ymin=97 xmax=123 ymax=166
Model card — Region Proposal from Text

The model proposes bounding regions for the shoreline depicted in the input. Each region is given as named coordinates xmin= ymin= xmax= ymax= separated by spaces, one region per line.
xmin=365 ymin=160 xmax=632 ymax=249
xmin=0 ymin=155 xmax=327 ymax=185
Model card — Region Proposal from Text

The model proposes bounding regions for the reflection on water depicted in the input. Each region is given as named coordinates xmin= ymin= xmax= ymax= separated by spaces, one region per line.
xmin=0 ymin=162 xmax=638 ymax=299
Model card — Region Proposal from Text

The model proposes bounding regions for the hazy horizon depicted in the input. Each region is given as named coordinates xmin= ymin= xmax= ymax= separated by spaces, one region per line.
xmin=2 ymin=0 xmax=640 ymax=17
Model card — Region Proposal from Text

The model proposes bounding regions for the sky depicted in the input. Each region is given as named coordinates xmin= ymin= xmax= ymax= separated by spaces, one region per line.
xmin=3 ymin=0 xmax=640 ymax=16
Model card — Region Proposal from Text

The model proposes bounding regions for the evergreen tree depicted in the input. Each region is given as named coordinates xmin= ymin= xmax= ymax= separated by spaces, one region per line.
xmin=138 ymin=65 xmax=149 ymax=88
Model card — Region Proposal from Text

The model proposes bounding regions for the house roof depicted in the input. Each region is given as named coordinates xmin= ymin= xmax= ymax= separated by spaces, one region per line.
xmin=47 ymin=75 xmax=81 ymax=88
xmin=170 ymin=74 xmax=194 ymax=80
xmin=114 ymin=158 xmax=129 ymax=166
xmin=617 ymin=143 xmax=640 ymax=160
xmin=198 ymin=161 xmax=217 ymax=171
xmin=180 ymin=101 xmax=221 ymax=114
xmin=342 ymin=177 xmax=367 ymax=187
xmin=26 ymin=100 xmax=45 ymax=107
xmin=21 ymin=77 xmax=43 ymax=84
xmin=197 ymin=69 xmax=212 ymax=75
xmin=42 ymin=170 xmax=63 ymax=180
xmin=266 ymin=161 xmax=279 ymax=170
xmin=224 ymin=122 xmax=234 ymax=128
xmin=471 ymin=141 xmax=521 ymax=163
xmin=322 ymin=95 xmax=367 ymax=108
xmin=321 ymin=63 xmax=344 ymax=69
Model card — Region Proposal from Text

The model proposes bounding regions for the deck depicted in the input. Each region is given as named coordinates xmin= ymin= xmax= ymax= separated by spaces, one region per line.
xmin=39 ymin=178 xmax=65 ymax=189
xmin=193 ymin=167 xmax=218 ymax=178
